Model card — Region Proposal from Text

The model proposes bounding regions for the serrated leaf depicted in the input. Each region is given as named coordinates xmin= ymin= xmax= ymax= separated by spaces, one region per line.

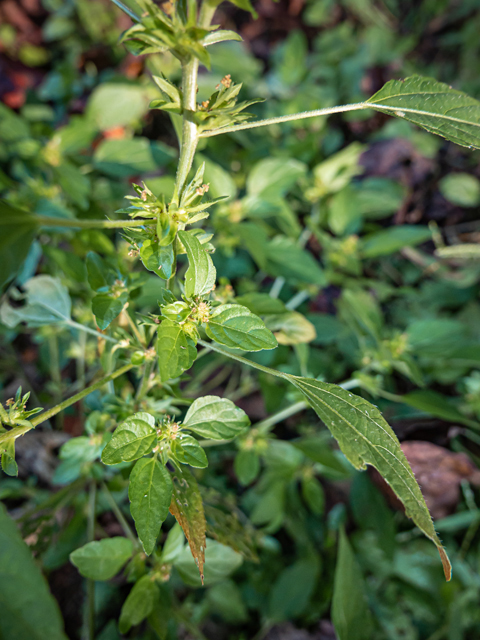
xmin=288 ymin=375 xmax=451 ymax=580
xmin=140 ymin=238 xmax=174 ymax=280
xmin=92 ymin=292 xmax=127 ymax=330
xmin=366 ymin=76 xmax=480 ymax=149
xmin=157 ymin=319 xmax=197 ymax=381
xmin=102 ymin=413 xmax=157 ymax=465
xmin=183 ymin=395 xmax=250 ymax=440
xmin=171 ymin=435 xmax=208 ymax=468
xmin=129 ymin=457 xmax=173 ymax=555
xmin=332 ymin=529 xmax=373 ymax=640
xmin=119 ymin=574 xmax=159 ymax=634
xmin=169 ymin=466 xmax=206 ymax=582
xmin=0 ymin=502 xmax=68 ymax=640
xmin=70 ymin=537 xmax=133 ymax=581
xmin=205 ymin=304 xmax=277 ymax=351
xmin=178 ymin=230 xmax=216 ymax=298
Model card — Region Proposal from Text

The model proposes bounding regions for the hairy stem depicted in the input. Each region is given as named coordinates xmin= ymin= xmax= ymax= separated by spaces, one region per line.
xmin=3 ymin=216 xmax=158 ymax=230
xmin=199 ymin=102 xmax=368 ymax=137
xmin=0 ymin=364 xmax=134 ymax=445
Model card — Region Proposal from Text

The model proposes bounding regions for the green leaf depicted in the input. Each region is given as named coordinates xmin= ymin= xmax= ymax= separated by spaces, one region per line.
xmin=102 ymin=412 xmax=157 ymax=464
xmin=86 ymin=83 xmax=149 ymax=131
xmin=246 ymin=158 xmax=306 ymax=200
xmin=156 ymin=319 xmax=197 ymax=381
xmin=366 ymin=75 xmax=480 ymax=149
xmin=234 ymin=449 xmax=260 ymax=486
xmin=171 ymin=435 xmax=208 ymax=468
xmin=178 ymin=229 xmax=216 ymax=298
xmin=206 ymin=304 xmax=277 ymax=351
xmin=1 ymin=275 xmax=71 ymax=328
xmin=362 ymin=225 xmax=432 ymax=258
xmin=70 ymin=537 xmax=133 ymax=581
xmin=439 ymin=172 xmax=480 ymax=207
xmin=0 ymin=502 xmax=68 ymax=640
xmin=268 ymin=557 xmax=320 ymax=621
xmin=119 ymin=574 xmax=159 ymax=634
xmin=401 ymin=390 xmax=479 ymax=429
xmin=0 ymin=200 xmax=38 ymax=290
xmin=1 ymin=439 xmax=18 ymax=477
xmin=174 ymin=539 xmax=243 ymax=587
xmin=202 ymin=29 xmax=243 ymax=46
xmin=94 ymin=138 xmax=175 ymax=178
xmin=140 ymin=238 xmax=174 ymax=280
xmin=332 ymin=529 xmax=373 ymax=640
xmin=264 ymin=311 xmax=317 ymax=345
xmin=86 ymin=252 xmax=111 ymax=291
xmin=183 ymin=395 xmax=250 ymax=440
xmin=92 ymin=292 xmax=127 ymax=331
xmin=288 ymin=375 xmax=451 ymax=580
xmin=129 ymin=457 xmax=173 ymax=555
xmin=169 ymin=466 xmax=206 ymax=581
xmin=266 ymin=236 xmax=326 ymax=286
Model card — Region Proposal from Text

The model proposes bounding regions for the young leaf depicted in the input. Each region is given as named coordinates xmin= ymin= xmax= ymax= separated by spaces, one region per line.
xmin=171 ymin=435 xmax=208 ymax=468
xmin=366 ymin=76 xmax=480 ymax=149
xmin=157 ymin=319 xmax=197 ymax=381
xmin=129 ymin=457 xmax=173 ymax=555
xmin=102 ymin=412 xmax=157 ymax=464
xmin=92 ymin=292 xmax=128 ymax=331
xmin=332 ymin=529 xmax=373 ymax=640
xmin=178 ymin=229 xmax=216 ymax=298
xmin=70 ymin=537 xmax=133 ymax=581
xmin=119 ymin=574 xmax=159 ymax=634
xmin=169 ymin=465 xmax=206 ymax=582
xmin=288 ymin=376 xmax=451 ymax=580
xmin=140 ymin=238 xmax=174 ymax=280
xmin=183 ymin=395 xmax=250 ymax=440
xmin=0 ymin=502 xmax=68 ymax=640
xmin=206 ymin=304 xmax=278 ymax=351
xmin=202 ymin=30 xmax=243 ymax=46
xmin=1 ymin=438 xmax=18 ymax=477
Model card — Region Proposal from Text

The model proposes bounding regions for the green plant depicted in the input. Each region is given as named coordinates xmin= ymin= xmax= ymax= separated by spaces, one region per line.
xmin=3 ymin=0 xmax=480 ymax=637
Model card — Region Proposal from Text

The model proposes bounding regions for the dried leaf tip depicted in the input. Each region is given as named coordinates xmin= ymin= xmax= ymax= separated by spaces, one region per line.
xmin=438 ymin=546 xmax=452 ymax=582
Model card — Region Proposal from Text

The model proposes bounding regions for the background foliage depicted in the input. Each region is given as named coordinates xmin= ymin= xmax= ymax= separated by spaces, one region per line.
xmin=2 ymin=0 xmax=480 ymax=639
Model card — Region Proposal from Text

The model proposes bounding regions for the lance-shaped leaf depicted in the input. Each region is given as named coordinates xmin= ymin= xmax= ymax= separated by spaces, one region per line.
xmin=178 ymin=230 xmax=216 ymax=298
xmin=366 ymin=76 xmax=480 ymax=149
xmin=70 ymin=537 xmax=134 ymax=581
xmin=169 ymin=465 xmax=206 ymax=583
xmin=102 ymin=412 xmax=157 ymax=465
xmin=183 ymin=395 xmax=250 ymax=440
xmin=157 ymin=320 xmax=197 ymax=381
xmin=288 ymin=375 xmax=451 ymax=580
xmin=171 ymin=435 xmax=208 ymax=468
xmin=129 ymin=457 xmax=173 ymax=555
xmin=206 ymin=304 xmax=277 ymax=351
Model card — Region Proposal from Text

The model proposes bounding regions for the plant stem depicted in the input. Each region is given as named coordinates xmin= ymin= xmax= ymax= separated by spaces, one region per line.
xmin=84 ymin=482 xmax=96 ymax=640
xmin=199 ymin=102 xmax=367 ymax=137
xmin=135 ymin=358 xmax=155 ymax=403
xmin=0 ymin=364 xmax=134 ymax=445
xmin=101 ymin=482 xmax=138 ymax=548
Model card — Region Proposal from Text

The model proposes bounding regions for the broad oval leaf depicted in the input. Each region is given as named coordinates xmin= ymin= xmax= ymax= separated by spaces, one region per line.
xmin=92 ymin=292 xmax=128 ymax=331
xmin=171 ymin=435 xmax=208 ymax=468
xmin=169 ymin=465 xmax=206 ymax=582
xmin=1 ymin=275 xmax=72 ymax=328
xmin=0 ymin=502 xmax=68 ymax=640
xmin=140 ymin=238 xmax=174 ymax=280
xmin=70 ymin=537 xmax=133 ymax=581
xmin=206 ymin=304 xmax=277 ymax=351
xmin=288 ymin=375 xmax=451 ymax=580
xmin=157 ymin=319 xmax=197 ymax=381
xmin=367 ymin=76 xmax=480 ymax=149
xmin=129 ymin=457 xmax=173 ymax=555
xmin=178 ymin=229 xmax=216 ymax=298
xmin=183 ymin=395 xmax=250 ymax=440
xmin=102 ymin=413 xmax=157 ymax=465
xmin=264 ymin=311 xmax=317 ymax=345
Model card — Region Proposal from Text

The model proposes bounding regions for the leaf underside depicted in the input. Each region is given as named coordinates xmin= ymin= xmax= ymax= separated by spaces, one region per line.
xmin=288 ymin=375 xmax=451 ymax=581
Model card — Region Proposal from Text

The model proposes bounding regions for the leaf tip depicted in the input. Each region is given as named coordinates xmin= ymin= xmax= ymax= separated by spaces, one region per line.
xmin=438 ymin=545 xmax=452 ymax=582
